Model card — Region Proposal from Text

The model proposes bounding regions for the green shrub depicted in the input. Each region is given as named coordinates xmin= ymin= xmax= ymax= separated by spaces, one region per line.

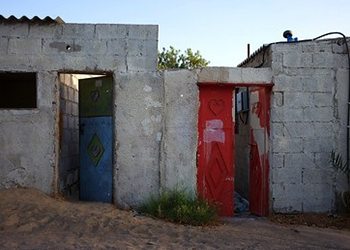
xmin=139 ymin=188 xmax=218 ymax=226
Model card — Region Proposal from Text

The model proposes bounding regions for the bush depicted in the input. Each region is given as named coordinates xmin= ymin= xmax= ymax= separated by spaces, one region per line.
xmin=139 ymin=188 xmax=218 ymax=226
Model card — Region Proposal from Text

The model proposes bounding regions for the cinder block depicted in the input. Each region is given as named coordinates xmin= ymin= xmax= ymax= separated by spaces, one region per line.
xmin=272 ymin=43 xmax=302 ymax=52
xmin=303 ymin=107 xmax=333 ymax=122
xmin=127 ymin=25 xmax=158 ymax=40
xmin=72 ymin=103 xmax=78 ymax=116
xmin=272 ymin=137 xmax=303 ymax=153
xmin=313 ymin=152 xmax=334 ymax=169
xmin=68 ymin=87 xmax=74 ymax=101
xmin=284 ymin=153 xmax=313 ymax=170
xmin=303 ymin=74 xmax=334 ymax=93
xmin=312 ymin=52 xmax=335 ymax=68
xmin=62 ymin=115 xmax=68 ymax=129
xmin=332 ymin=43 xmax=347 ymax=54
xmin=42 ymin=38 xmax=107 ymax=55
xmin=127 ymin=38 xmax=157 ymax=57
xmin=304 ymin=137 xmax=333 ymax=153
xmin=271 ymin=122 xmax=284 ymax=138
xmin=62 ymin=24 xmax=95 ymax=38
xmin=271 ymin=106 xmax=303 ymax=122
xmin=273 ymin=198 xmax=302 ymax=213
xmin=302 ymin=183 xmax=334 ymax=201
xmin=283 ymin=122 xmax=313 ymax=138
xmin=95 ymin=24 xmax=127 ymax=39
xmin=313 ymin=92 xmax=333 ymax=107
xmin=302 ymin=198 xmax=333 ymax=212
xmin=333 ymin=54 xmax=349 ymax=68
xmin=272 ymin=75 xmax=304 ymax=92
xmin=68 ymin=117 xmax=75 ymax=129
xmin=106 ymin=38 xmax=127 ymax=56
xmin=59 ymin=99 xmax=66 ymax=113
xmin=302 ymin=43 xmax=332 ymax=53
xmin=273 ymin=91 xmax=284 ymax=107
xmin=241 ymin=68 xmax=273 ymax=83
xmin=302 ymin=168 xmax=332 ymax=184
xmin=60 ymin=84 xmax=68 ymax=99
xmin=272 ymin=183 xmax=303 ymax=212
xmin=8 ymin=38 xmax=41 ymax=55
xmin=0 ymin=23 xmax=29 ymax=37
xmin=198 ymin=67 xmax=230 ymax=82
xmin=313 ymin=122 xmax=333 ymax=137
xmin=0 ymin=38 xmax=8 ymax=54
xmin=28 ymin=24 xmax=63 ymax=38
xmin=127 ymin=55 xmax=157 ymax=72
xmin=271 ymin=153 xmax=284 ymax=169
xmin=283 ymin=92 xmax=314 ymax=108
xmin=273 ymin=165 xmax=302 ymax=184
xmin=283 ymin=52 xmax=312 ymax=68
xmin=65 ymin=102 xmax=72 ymax=115
xmin=74 ymin=90 xmax=79 ymax=103
xmin=98 ymin=55 xmax=127 ymax=72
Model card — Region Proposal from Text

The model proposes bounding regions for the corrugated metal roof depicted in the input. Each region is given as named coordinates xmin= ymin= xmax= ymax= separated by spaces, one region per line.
xmin=0 ymin=15 xmax=64 ymax=25
xmin=237 ymin=45 xmax=266 ymax=67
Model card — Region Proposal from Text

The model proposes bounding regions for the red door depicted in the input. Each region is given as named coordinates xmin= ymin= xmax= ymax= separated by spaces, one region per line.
xmin=249 ymin=87 xmax=271 ymax=216
xmin=197 ymin=85 xmax=234 ymax=216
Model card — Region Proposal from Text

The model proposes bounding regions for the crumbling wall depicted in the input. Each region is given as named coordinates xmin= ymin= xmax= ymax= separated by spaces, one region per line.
xmin=269 ymin=39 xmax=349 ymax=212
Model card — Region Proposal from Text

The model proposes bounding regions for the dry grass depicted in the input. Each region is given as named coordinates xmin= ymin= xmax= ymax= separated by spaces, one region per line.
xmin=269 ymin=213 xmax=350 ymax=230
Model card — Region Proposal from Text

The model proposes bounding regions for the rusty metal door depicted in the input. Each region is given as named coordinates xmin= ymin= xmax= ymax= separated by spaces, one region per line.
xmin=79 ymin=76 xmax=113 ymax=203
xmin=197 ymin=85 xmax=235 ymax=216
xmin=249 ymin=87 xmax=271 ymax=216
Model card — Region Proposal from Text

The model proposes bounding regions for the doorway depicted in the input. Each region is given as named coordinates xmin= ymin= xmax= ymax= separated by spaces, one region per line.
xmin=58 ymin=73 xmax=114 ymax=203
xmin=197 ymin=83 xmax=271 ymax=217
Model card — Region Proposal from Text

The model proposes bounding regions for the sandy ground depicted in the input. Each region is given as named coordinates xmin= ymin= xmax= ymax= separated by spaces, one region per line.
xmin=1 ymin=189 xmax=350 ymax=250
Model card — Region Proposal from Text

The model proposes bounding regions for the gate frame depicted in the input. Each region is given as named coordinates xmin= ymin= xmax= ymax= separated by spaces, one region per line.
xmin=197 ymin=81 xmax=274 ymax=216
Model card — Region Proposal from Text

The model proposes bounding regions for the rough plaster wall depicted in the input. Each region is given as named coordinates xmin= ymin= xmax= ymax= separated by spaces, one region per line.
xmin=58 ymin=74 xmax=79 ymax=194
xmin=114 ymin=71 xmax=163 ymax=208
xmin=0 ymin=72 xmax=58 ymax=193
xmin=269 ymin=39 xmax=349 ymax=212
xmin=161 ymin=70 xmax=199 ymax=192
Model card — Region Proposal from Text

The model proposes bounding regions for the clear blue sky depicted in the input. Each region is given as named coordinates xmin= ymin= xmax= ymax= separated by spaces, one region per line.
xmin=2 ymin=0 xmax=350 ymax=66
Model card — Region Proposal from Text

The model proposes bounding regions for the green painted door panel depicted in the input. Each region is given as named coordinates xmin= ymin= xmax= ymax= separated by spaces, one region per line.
xmin=79 ymin=76 xmax=113 ymax=117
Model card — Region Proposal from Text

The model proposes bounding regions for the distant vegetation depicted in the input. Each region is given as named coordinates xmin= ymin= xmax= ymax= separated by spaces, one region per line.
xmin=158 ymin=46 xmax=210 ymax=70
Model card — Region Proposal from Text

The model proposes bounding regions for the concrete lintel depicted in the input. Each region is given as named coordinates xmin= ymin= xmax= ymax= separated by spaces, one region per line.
xmin=198 ymin=67 xmax=273 ymax=84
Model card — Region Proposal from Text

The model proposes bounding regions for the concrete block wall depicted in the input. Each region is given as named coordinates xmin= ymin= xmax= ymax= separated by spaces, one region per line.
xmin=234 ymin=101 xmax=250 ymax=200
xmin=0 ymin=71 xmax=58 ymax=193
xmin=161 ymin=67 xmax=272 ymax=199
xmin=269 ymin=39 xmax=349 ymax=212
xmin=0 ymin=23 xmax=158 ymax=73
xmin=58 ymin=74 xmax=79 ymax=194
xmin=0 ymin=22 xmax=158 ymax=197
xmin=161 ymin=70 xmax=199 ymax=193
xmin=113 ymin=71 xmax=164 ymax=208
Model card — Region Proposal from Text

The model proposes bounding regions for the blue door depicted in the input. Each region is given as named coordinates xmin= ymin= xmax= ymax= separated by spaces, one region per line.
xmin=79 ymin=76 xmax=113 ymax=203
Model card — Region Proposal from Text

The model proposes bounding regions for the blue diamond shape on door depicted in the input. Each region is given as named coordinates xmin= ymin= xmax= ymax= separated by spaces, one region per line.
xmin=88 ymin=134 xmax=105 ymax=166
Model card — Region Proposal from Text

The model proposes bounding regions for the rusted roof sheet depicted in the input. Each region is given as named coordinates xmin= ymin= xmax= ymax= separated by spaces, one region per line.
xmin=0 ymin=15 xmax=64 ymax=25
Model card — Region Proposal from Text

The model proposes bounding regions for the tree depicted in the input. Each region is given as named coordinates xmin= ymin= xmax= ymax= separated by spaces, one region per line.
xmin=158 ymin=46 xmax=210 ymax=70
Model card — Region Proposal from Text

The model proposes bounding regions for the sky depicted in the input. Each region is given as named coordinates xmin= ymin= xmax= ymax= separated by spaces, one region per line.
xmin=1 ymin=0 xmax=350 ymax=66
